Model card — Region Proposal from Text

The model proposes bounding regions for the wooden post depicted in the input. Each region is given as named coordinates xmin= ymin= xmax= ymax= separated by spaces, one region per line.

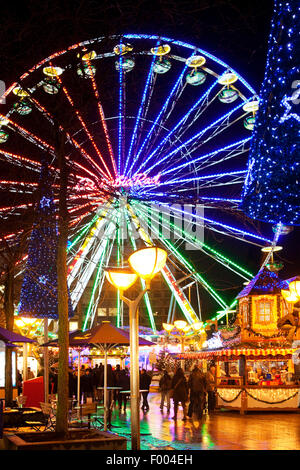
xmin=44 ymin=319 xmax=49 ymax=403
xmin=55 ymin=127 xmax=70 ymax=436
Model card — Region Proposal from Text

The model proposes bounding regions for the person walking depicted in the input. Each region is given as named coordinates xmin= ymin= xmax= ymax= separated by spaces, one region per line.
xmin=206 ymin=364 xmax=217 ymax=412
xmin=140 ymin=369 xmax=152 ymax=412
xmin=113 ymin=364 xmax=122 ymax=408
xmin=188 ymin=366 xmax=207 ymax=419
xmin=159 ymin=370 xmax=172 ymax=412
xmin=118 ymin=369 xmax=130 ymax=412
xmin=171 ymin=367 xmax=188 ymax=421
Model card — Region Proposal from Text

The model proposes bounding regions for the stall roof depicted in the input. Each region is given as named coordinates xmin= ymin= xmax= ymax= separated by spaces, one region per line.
xmin=0 ymin=326 xmax=36 ymax=345
xmin=236 ymin=267 xmax=289 ymax=299
xmin=174 ymin=347 xmax=296 ymax=361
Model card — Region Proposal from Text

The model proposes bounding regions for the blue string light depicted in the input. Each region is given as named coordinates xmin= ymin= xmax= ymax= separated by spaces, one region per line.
xmin=241 ymin=0 xmax=300 ymax=226
xmin=18 ymin=162 xmax=74 ymax=319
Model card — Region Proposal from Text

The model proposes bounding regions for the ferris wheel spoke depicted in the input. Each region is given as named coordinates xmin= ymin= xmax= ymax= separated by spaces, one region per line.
xmin=135 ymin=203 xmax=229 ymax=309
xmin=156 ymin=137 xmax=251 ymax=180
xmin=126 ymin=203 xmax=200 ymax=324
xmin=138 ymin=201 xmax=253 ymax=280
xmin=138 ymin=199 xmax=272 ymax=245
xmin=82 ymin=227 xmax=116 ymax=330
xmin=124 ymin=207 xmax=156 ymax=332
xmin=53 ymin=72 xmax=113 ymax=180
xmin=69 ymin=210 xmax=117 ymax=308
xmin=30 ymin=94 xmax=108 ymax=182
xmin=123 ymin=48 xmax=157 ymax=175
xmin=84 ymin=58 xmax=117 ymax=177
xmin=134 ymin=77 xmax=221 ymax=175
xmin=143 ymin=98 xmax=249 ymax=177
xmin=128 ymin=60 xmax=189 ymax=176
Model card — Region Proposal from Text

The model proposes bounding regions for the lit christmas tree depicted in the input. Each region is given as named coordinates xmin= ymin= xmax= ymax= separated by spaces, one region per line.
xmin=241 ymin=0 xmax=300 ymax=226
xmin=18 ymin=161 xmax=73 ymax=319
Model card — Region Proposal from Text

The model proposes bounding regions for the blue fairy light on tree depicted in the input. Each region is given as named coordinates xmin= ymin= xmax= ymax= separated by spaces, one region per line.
xmin=18 ymin=160 xmax=73 ymax=320
xmin=241 ymin=0 xmax=300 ymax=226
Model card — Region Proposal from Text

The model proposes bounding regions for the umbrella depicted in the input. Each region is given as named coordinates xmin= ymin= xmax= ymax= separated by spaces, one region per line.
xmin=0 ymin=326 xmax=36 ymax=345
xmin=42 ymin=321 xmax=154 ymax=430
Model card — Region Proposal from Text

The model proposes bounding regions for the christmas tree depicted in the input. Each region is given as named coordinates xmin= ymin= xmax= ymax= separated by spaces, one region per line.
xmin=241 ymin=0 xmax=300 ymax=226
xmin=18 ymin=161 xmax=73 ymax=319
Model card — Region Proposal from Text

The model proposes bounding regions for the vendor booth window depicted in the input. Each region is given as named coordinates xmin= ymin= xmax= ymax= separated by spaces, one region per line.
xmin=257 ymin=301 xmax=272 ymax=324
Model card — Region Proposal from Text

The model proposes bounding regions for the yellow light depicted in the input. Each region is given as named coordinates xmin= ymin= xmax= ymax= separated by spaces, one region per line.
xmin=12 ymin=87 xmax=29 ymax=97
xmin=162 ymin=323 xmax=175 ymax=332
xmin=281 ymin=289 xmax=299 ymax=303
xmin=218 ymin=72 xmax=238 ymax=86
xmin=261 ymin=245 xmax=283 ymax=252
xmin=288 ymin=280 xmax=300 ymax=298
xmin=43 ymin=66 xmax=63 ymax=77
xmin=81 ymin=51 xmax=97 ymax=61
xmin=174 ymin=320 xmax=187 ymax=331
xmin=191 ymin=321 xmax=203 ymax=331
xmin=15 ymin=317 xmax=38 ymax=327
xmin=243 ymin=101 xmax=259 ymax=113
xmin=128 ymin=246 xmax=167 ymax=280
xmin=185 ymin=55 xmax=206 ymax=68
xmin=150 ymin=44 xmax=171 ymax=56
xmin=183 ymin=325 xmax=192 ymax=333
xmin=113 ymin=43 xmax=133 ymax=55
xmin=105 ymin=268 xmax=138 ymax=291
xmin=0 ymin=116 xmax=9 ymax=126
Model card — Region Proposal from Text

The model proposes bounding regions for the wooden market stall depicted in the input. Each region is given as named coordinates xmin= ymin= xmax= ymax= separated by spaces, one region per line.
xmin=176 ymin=267 xmax=300 ymax=413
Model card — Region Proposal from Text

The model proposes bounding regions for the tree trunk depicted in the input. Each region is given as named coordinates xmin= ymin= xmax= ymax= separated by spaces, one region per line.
xmin=55 ymin=129 xmax=70 ymax=436
xmin=4 ymin=263 xmax=15 ymax=406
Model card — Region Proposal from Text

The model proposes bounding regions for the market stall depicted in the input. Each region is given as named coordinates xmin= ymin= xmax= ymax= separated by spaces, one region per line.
xmin=175 ymin=268 xmax=300 ymax=413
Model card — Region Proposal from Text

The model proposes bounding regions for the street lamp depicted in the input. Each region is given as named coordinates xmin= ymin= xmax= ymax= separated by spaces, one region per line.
xmin=105 ymin=246 xmax=167 ymax=451
xmin=281 ymin=277 xmax=300 ymax=304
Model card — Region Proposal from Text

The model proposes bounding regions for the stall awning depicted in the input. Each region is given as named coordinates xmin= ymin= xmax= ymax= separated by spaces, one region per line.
xmin=175 ymin=348 xmax=295 ymax=360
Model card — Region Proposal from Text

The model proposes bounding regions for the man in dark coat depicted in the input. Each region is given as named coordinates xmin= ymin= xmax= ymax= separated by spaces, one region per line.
xmin=118 ymin=369 xmax=130 ymax=412
xmin=140 ymin=369 xmax=152 ymax=412
xmin=159 ymin=370 xmax=172 ymax=412
xmin=188 ymin=366 xmax=207 ymax=419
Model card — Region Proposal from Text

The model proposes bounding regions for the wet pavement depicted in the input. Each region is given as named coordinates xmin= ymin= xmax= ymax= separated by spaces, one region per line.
xmin=107 ymin=392 xmax=300 ymax=450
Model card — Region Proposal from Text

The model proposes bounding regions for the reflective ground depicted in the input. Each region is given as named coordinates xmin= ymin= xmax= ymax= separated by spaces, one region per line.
xmin=108 ymin=393 xmax=300 ymax=450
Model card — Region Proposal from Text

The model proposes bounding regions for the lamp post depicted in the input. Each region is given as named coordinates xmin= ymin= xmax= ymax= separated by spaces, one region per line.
xmin=105 ymin=246 xmax=167 ymax=451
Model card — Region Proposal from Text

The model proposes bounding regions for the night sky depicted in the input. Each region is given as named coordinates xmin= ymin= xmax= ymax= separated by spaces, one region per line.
xmin=1 ymin=0 xmax=299 ymax=320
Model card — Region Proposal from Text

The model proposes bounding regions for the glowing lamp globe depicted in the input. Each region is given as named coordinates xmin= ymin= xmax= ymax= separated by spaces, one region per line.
xmin=174 ymin=320 xmax=187 ymax=331
xmin=128 ymin=246 xmax=167 ymax=281
xmin=191 ymin=322 xmax=204 ymax=331
xmin=288 ymin=280 xmax=300 ymax=298
xmin=281 ymin=289 xmax=299 ymax=303
xmin=162 ymin=323 xmax=175 ymax=333
xmin=105 ymin=268 xmax=138 ymax=291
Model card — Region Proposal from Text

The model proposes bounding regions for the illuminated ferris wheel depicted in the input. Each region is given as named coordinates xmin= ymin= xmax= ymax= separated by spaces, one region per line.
xmin=0 ymin=34 xmax=274 ymax=333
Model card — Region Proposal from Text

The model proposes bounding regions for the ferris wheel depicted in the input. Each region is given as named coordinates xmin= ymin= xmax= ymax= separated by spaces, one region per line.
xmin=0 ymin=34 xmax=275 ymax=333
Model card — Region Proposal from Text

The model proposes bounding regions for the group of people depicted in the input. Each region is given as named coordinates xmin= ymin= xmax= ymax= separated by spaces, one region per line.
xmin=58 ymin=363 xmax=153 ymax=413
xmin=37 ymin=361 xmax=216 ymax=421
xmin=159 ymin=364 xmax=216 ymax=421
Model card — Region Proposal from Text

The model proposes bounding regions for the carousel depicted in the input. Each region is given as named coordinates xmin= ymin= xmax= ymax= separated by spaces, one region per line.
xmin=175 ymin=267 xmax=300 ymax=413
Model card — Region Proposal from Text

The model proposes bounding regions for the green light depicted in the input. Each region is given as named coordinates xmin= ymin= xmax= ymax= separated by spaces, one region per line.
xmin=125 ymin=209 xmax=156 ymax=333
xmin=134 ymin=203 xmax=228 ymax=309
xmin=136 ymin=201 xmax=253 ymax=279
